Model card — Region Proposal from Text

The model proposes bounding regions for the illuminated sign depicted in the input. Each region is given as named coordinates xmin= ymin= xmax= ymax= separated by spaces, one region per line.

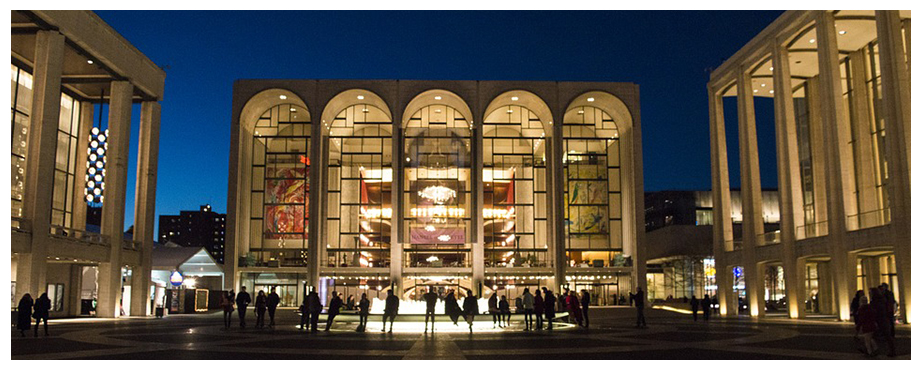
xmin=169 ymin=271 xmax=184 ymax=287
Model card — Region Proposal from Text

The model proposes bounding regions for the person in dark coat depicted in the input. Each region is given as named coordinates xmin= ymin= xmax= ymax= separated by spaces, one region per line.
xmin=346 ymin=295 xmax=356 ymax=311
xmin=701 ymin=294 xmax=712 ymax=321
xmin=873 ymin=286 xmax=897 ymax=357
xmin=382 ymin=289 xmax=399 ymax=333
xmin=308 ymin=290 xmax=323 ymax=332
xmin=221 ymin=291 xmax=235 ymax=328
xmin=423 ymin=286 xmax=439 ymax=333
xmin=850 ymin=289 xmax=864 ymax=323
xmin=17 ymin=293 xmax=33 ymax=337
xmin=499 ymin=295 xmax=511 ymax=327
xmin=488 ymin=292 xmax=500 ymax=328
xmin=299 ymin=299 xmax=309 ymax=330
xmin=635 ymin=288 xmax=647 ymax=328
xmin=33 ymin=292 xmax=51 ymax=337
xmin=255 ymin=290 xmax=267 ymax=328
xmin=533 ymin=289 xmax=545 ymax=330
xmin=325 ymin=291 xmax=343 ymax=331
xmin=690 ymin=295 xmax=700 ymax=321
xmin=569 ymin=291 xmax=583 ymax=327
xmin=580 ymin=290 xmax=591 ymax=328
xmin=267 ymin=287 xmax=281 ymax=327
xmin=235 ymin=286 xmax=252 ymax=328
xmin=357 ymin=293 xmax=370 ymax=332
xmin=544 ymin=289 xmax=556 ymax=331
xmin=444 ymin=289 xmax=462 ymax=325
xmin=462 ymin=289 xmax=479 ymax=333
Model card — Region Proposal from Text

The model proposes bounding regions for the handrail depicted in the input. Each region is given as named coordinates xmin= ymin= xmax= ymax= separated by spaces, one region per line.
xmin=846 ymin=208 xmax=890 ymax=230
xmin=756 ymin=230 xmax=782 ymax=246
xmin=722 ymin=240 xmax=743 ymax=252
xmin=795 ymin=221 xmax=828 ymax=240
xmin=11 ymin=217 xmax=30 ymax=232
xmin=122 ymin=239 xmax=142 ymax=250
xmin=49 ymin=225 xmax=110 ymax=245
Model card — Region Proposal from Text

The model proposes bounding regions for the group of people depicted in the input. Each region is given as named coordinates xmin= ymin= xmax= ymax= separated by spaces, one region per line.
xmin=688 ymin=294 xmax=715 ymax=321
xmin=851 ymin=282 xmax=899 ymax=357
xmin=219 ymin=286 xmax=282 ymax=329
xmin=16 ymin=292 xmax=52 ymax=337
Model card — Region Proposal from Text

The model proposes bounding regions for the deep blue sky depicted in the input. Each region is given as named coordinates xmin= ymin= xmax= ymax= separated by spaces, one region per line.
xmin=94 ymin=10 xmax=783 ymax=228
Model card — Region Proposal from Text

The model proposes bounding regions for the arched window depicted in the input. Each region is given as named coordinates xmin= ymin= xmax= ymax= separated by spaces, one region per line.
xmin=402 ymin=104 xmax=472 ymax=268
xmin=249 ymin=103 xmax=311 ymax=267
xmin=483 ymin=105 xmax=548 ymax=268
xmin=563 ymin=105 xmax=622 ymax=267
xmin=326 ymin=104 xmax=392 ymax=269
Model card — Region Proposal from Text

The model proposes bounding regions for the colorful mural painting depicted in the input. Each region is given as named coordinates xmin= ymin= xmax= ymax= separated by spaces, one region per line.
xmin=565 ymin=161 xmax=609 ymax=235
xmin=264 ymin=166 xmax=309 ymax=239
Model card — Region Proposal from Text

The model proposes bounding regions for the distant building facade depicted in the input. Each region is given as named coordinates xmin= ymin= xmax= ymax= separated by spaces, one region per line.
xmin=158 ymin=205 xmax=227 ymax=263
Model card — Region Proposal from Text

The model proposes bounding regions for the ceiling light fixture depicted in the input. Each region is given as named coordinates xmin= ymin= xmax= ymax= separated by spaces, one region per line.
xmin=279 ymin=95 xmax=287 ymax=100
xmin=809 ymin=39 xmax=815 ymax=43
xmin=357 ymin=95 xmax=365 ymax=100
xmin=87 ymin=60 xmax=94 ymax=64
xmin=511 ymin=96 xmax=519 ymax=101
xmin=434 ymin=96 xmax=442 ymax=100
xmin=838 ymin=30 xmax=847 ymax=35
xmin=587 ymin=97 xmax=595 ymax=102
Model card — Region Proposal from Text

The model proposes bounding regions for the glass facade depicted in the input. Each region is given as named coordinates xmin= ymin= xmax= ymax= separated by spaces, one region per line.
xmin=562 ymin=106 xmax=623 ymax=267
xmin=51 ymin=93 xmax=81 ymax=229
xmin=402 ymin=105 xmax=472 ymax=268
xmin=10 ymin=64 xmax=33 ymax=219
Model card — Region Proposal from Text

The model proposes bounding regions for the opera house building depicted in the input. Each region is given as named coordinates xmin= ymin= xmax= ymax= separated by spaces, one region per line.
xmin=227 ymin=80 xmax=645 ymax=306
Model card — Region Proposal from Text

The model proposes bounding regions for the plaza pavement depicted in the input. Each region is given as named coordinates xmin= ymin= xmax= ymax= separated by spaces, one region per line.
xmin=10 ymin=307 xmax=911 ymax=360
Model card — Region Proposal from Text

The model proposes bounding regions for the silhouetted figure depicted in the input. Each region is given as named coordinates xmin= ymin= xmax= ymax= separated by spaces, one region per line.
xmin=17 ymin=293 xmax=33 ymax=337
xmin=635 ymin=288 xmax=647 ymax=328
xmin=569 ymin=291 xmax=583 ymax=327
xmin=850 ymin=290 xmax=864 ymax=324
xmin=236 ymin=286 xmax=252 ymax=328
xmin=299 ymin=299 xmax=309 ymax=330
xmin=346 ymin=295 xmax=356 ymax=311
xmin=462 ymin=289 xmax=478 ymax=333
xmin=711 ymin=297 xmax=718 ymax=316
xmin=580 ymin=290 xmax=591 ymax=328
xmin=308 ymin=290 xmax=323 ymax=332
xmin=488 ymin=292 xmax=500 ymax=328
xmin=423 ymin=286 xmax=439 ymax=333
xmin=521 ymin=288 xmax=534 ymax=331
xmin=357 ymin=293 xmax=370 ymax=332
xmin=445 ymin=290 xmax=462 ymax=325
xmin=544 ymin=289 xmax=556 ymax=331
xmin=267 ymin=287 xmax=281 ymax=327
xmin=255 ymin=290 xmax=267 ymax=328
xmin=221 ymin=291 xmax=235 ymax=328
xmin=382 ymin=289 xmax=399 ymax=333
xmin=499 ymin=295 xmax=511 ymax=327
xmin=875 ymin=285 xmax=897 ymax=357
xmin=534 ymin=289 xmax=545 ymax=330
xmin=690 ymin=295 xmax=700 ymax=321
xmin=855 ymin=295 xmax=878 ymax=356
xmin=701 ymin=295 xmax=712 ymax=321
xmin=325 ymin=291 xmax=342 ymax=331
xmin=33 ymin=292 xmax=51 ymax=337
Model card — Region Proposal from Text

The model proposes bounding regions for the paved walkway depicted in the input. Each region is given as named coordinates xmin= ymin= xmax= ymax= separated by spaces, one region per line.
xmin=10 ymin=307 xmax=911 ymax=360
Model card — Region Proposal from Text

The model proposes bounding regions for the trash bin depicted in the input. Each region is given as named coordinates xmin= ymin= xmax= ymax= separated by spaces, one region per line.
xmin=155 ymin=307 xmax=164 ymax=318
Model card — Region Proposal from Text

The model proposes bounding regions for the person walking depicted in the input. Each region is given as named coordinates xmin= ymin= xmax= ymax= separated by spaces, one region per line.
xmin=544 ymin=289 xmax=556 ymax=331
xmin=308 ymin=289 xmax=323 ymax=332
xmin=33 ymin=292 xmax=51 ymax=337
xmin=255 ymin=290 xmax=267 ymax=328
xmin=299 ymin=298 xmax=309 ymax=330
xmin=521 ymin=288 xmax=534 ymax=331
xmin=488 ymin=292 xmax=500 ymax=328
xmin=534 ymin=289 xmax=544 ymax=330
xmin=701 ymin=294 xmax=712 ymax=321
xmin=325 ymin=291 xmax=342 ymax=331
xmin=17 ymin=293 xmax=33 ymax=337
xmin=445 ymin=289 xmax=462 ymax=326
xmin=499 ymin=295 xmax=511 ymax=327
xmin=635 ymin=288 xmax=647 ymax=328
xmin=462 ymin=289 xmax=479 ymax=333
xmin=880 ymin=283 xmax=897 ymax=354
xmin=357 ymin=293 xmax=370 ymax=332
xmin=850 ymin=290 xmax=864 ymax=323
xmin=872 ymin=286 xmax=896 ymax=357
xmin=236 ymin=286 xmax=252 ymax=328
xmin=569 ymin=290 xmax=583 ymax=327
xmin=855 ymin=295 xmax=878 ymax=356
xmin=580 ymin=289 xmax=591 ymax=328
xmin=423 ymin=286 xmax=439 ymax=333
xmin=690 ymin=295 xmax=700 ymax=322
xmin=267 ymin=287 xmax=281 ymax=327
xmin=382 ymin=289 xmax=399 ymax=333
xmin=221 ymin=291 xmax=235 ymax=328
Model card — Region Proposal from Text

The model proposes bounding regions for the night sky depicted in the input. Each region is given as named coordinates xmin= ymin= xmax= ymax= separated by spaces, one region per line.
xmin=93 ymin=10 xmax=784 ymax=228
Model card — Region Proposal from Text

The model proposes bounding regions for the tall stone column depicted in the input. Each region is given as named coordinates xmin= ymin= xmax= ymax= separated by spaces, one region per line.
xmin=815 ymin=11 xmax=858 ymax=321
xmin=805 ymin=78 xmax=829 ymax=232
xmin=389 ymin=117 xmax=403 ymax=294
xmin=471 ymin=114 xmax=485 ymax=294
xmin=130 ymin=101 xmax=160 ymax=316
xmin=737 ymin=68 xmax=766 ymax=317
xmin=306 ymin=109 xmax=324 ymax=292
xmin=876 ymin=10 xmax=911 ymax=324
xmin=551 ymin=111 xmax=566 ymax=292
xmin=708 ymin=84 xmax=734 ymax=316
xmin=17 ymin=30 xmax=66 ymax=302
xmin=96 ymin=80 xmax=133 ymax=318
xmin=70 ymin=102 xmax=95 ymax=233
xmin=772 ymin=42 xmax=804 ymax=319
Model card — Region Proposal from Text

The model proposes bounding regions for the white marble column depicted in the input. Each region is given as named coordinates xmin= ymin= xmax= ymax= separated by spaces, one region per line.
xmin=130 ymin=101 xmax=160 ymax=316
xmin=551 ymin=111 xmax=566 ymax=292
xmin=772 ymin=41 xmax=804 ymax=319
xmin=737 ymin=68 xmax=766 ymax=317
xmin=389 ymin=117 xmax=403 ymax=294
xmin=815 ymin=11 xmax=857 ymax=321
xmin=17 ymin=30 xmax=66 ymax=302
xmin=708 ymin=84 xmax=734 ymax=316
xmin=96 ymin=80 xmax=133 ymax=318
xmin=307 ymin=110 xmax=324 ymax=291
xmin=805 ymin=78 xmax=829 ymax=232
xmin=876 ymin=10 xmax=911 ymax=324
xmin=472 ymin=116 xmax=485 ymax=293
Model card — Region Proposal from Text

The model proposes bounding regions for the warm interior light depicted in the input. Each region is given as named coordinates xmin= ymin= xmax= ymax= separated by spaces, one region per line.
xmin=87 ymin=60 xmax=94 ymax=64
xmin=279 ymin=95 xmax=287 ymax=100
xmin=357 ymin=95 xmax=365 ymax=100
xmin=838 ymin=30 xmax=847 ymax=35
xmin=587 ymin=97 xmax=595 ymax=102
xmin=434 ymin=96 xmax=442 ymax=100
xmin=809 ymin=39 xmax=815 ymax=43
xmin=511 ymin=96 xmax=519 ymax=101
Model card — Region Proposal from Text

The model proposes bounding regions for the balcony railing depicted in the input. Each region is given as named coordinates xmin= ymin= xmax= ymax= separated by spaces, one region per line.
xmin=722 ymin=240 xmax=743 ymax=252
xmin=795 ymin=221 xmax=828 ymax=239
xmin=847 ymin=208 xmax=890 ymax=230
xmin=11 ymin=217 xmax=30 ymax=232
xmin=756 ymin=230 xmax=782 ymax=246
xmin=49 ymin=225 xmax=109 ymax=245
xmin=122 ymin=239 xmax=142 ymax=250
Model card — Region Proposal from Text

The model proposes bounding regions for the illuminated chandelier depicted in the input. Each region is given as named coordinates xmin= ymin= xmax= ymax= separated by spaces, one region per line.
xmin=418 ymin=185 xmax=456 ymax=204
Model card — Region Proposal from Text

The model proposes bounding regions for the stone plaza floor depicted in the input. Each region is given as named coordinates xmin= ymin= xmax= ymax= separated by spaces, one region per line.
xmin=10 ymin=307 xmax=911 ymax=360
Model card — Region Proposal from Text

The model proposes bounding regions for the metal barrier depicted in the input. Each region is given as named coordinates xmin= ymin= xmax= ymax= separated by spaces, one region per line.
xmin=795 ymin=221 xmax=828 ymax=239
xmin=846 ymin=208 xmax=890 ymax=230
xmin=49 ymin=225 xmax=109 ymax=245
xmin=756 ymin=230 xmax=782 ymax=246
